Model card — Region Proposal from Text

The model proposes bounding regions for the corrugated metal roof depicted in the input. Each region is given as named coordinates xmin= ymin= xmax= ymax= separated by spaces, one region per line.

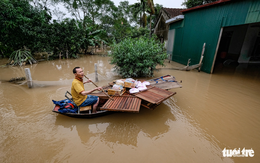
xmin=245 ymin=0 xmax=260 ymax=23
xmin=165 ymin=15 xmax=184 ymax=24
xmin=181 ymin=0 xmax=231 ymax=13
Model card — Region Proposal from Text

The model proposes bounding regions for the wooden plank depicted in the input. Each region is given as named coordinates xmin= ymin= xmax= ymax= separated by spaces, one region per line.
xmin=80 ymin=105 xmax=92 ymax=111
xmin=113 ymin=97 xmax=121 ymax=109
xmin=136 ymin=91 xmax=165 ymax=104
xmin=102 ymin=98 xmax=112 ymax=108
xmin=123 ymin=97 xmax=131 ymax=109
xmin=100 ymin=96 xmax=141 ymax=112
xmin=149 ymin=88 xmax=174 ymax=97
xmin=132 ymin=98 xmax=137 ymax=111
xmin=126 ymin=97 xmax=132 ymax=110
xmin=117 ymin=96 xmax=126 ymax=109
xmin=135 ymin=99 xmax=141 ymax=111
xmin=133 ymin=87 xmax=176 ymax=105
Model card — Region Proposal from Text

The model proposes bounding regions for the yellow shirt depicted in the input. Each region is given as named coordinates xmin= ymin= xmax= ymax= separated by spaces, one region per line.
xmin=71 ymin=79 xmax=87 ymax=106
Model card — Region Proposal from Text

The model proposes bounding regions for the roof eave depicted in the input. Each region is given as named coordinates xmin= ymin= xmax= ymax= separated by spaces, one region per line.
xmin=181 ymin=0 xmax=231 ymax=13
xmin=165 ymin=15 xmax=184 ymax=24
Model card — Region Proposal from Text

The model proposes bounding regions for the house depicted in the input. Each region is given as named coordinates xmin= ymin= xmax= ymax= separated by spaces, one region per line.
xmin=153 ymin=8 xmax=183 ymax=45
xmin=166 ymin=0 xmax=260 ymax=73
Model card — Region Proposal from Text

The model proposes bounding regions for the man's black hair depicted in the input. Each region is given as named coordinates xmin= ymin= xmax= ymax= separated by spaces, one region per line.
xmin=73 ymin=67 xmax=80 ymax=74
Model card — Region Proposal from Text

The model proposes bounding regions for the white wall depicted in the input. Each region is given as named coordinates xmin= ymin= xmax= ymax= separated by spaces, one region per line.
xmin=167 ymin=29 xmax=175 ymax=54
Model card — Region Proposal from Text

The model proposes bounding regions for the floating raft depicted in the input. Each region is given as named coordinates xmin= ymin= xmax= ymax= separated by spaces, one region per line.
xmin=148 ymin=75 xmax=182 ymax=90
xmin=94 ymin=75 xmax=179 ymax=113
xmin=100 ymin=86 xmax=175 ymax=112
xmin=100 ymin=96 xmax=141 ymax=113
xmin=134 ymin=86 xmax=175 ymax=105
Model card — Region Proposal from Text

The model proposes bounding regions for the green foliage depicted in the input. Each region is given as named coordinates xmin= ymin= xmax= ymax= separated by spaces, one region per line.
xmin=0 ymin=0 xmax=105 ymax=60
xmin=130 ymin=27 xmax=150 ymax=38
xmin=0 ymin=0 xmax=164 ymax=61
xmin=109 ymin=36 xmax=167 ymax=77
xmin=0 ymin=43 xmax=13 ymax=57
xmin=0 ymin=0 xmax=51 ymax=53
xmin=182 ymin=0 xmax=217 ymax=8
xmin=147 ymin=3 xmax=162 ymax=29
xmin=50 ymin=18 xmax=105 ymax=58
xmin=8 ymin=49 xmax=37 ymax=66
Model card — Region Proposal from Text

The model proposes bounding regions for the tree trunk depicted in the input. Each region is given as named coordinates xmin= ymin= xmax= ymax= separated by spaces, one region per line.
xmin=101 ymin=41 xmax=103 ymax=51
xmin=140 ymin=13 xmax=142 ymax=27
xmin=150 ymin=14 xmax=152 ymax=37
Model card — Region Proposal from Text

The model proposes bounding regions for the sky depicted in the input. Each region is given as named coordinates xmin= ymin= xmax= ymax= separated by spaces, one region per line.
xmin=50 ymin=0 xmax=185 ymax=21
xmin=113 ymin=0 xmax=184 ymax=8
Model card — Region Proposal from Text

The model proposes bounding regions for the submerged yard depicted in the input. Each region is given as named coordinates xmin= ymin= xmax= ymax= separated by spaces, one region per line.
xmin=0 ymin=55 xmax=259 ymax=163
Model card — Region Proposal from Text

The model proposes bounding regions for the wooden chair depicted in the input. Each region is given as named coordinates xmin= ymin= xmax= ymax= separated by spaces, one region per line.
xmin=65 ymin=91 xmax=92 ymax=114
xmin=79 ymin=105 xmax=92 ymax=113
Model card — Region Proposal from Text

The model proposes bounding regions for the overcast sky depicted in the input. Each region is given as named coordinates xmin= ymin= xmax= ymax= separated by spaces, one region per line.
xmin=51 ymin=0 xmax=185 ymax=21
xmin=113 ymin=0 xmax=184 ymax=8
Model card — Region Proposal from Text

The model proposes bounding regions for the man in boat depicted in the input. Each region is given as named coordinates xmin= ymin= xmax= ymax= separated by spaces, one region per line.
xmin=72 ymin=67 xmax=102 ymax=113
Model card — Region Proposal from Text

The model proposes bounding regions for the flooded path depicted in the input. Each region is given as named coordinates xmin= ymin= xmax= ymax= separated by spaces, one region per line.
xmin=0 ymin=55 xmax=259 ymax=163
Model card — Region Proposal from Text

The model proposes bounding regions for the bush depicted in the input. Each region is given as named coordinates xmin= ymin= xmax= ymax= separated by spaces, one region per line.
xmin=109 ymin=36 xmax=167 ymax=77
xmin=8 ymin=49 xmax=37 ymax=66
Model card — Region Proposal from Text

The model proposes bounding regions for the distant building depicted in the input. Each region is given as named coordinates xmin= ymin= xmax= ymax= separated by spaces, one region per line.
xmin=153 ymin=8 xmax=183 ymax=47
xmin=167 ymin=0 xmax=260 ymax=73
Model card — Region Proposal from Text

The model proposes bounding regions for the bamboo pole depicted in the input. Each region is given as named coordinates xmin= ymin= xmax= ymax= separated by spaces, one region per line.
xmin=84 ymin=75 xmax=114 ymax=101
xmin=95 ymin=63 xmax=98 ymax=82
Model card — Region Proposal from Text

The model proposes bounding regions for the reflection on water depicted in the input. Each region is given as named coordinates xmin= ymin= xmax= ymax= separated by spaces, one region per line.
xmin=0 ymin=55 xmax=259 ymax=163
xmin=55 ymin=102 xmax=175 ymax=147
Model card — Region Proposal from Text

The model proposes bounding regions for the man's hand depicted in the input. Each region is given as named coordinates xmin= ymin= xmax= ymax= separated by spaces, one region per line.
xmin=95 ymin=87 xmax=102 ymax=91
xmin=80 ymin=87 xmax=103 ymax=96
xmin=83 ymin=79 xmax=92 ymax=84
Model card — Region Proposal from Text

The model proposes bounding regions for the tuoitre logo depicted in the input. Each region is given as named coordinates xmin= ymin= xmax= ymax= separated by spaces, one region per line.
xmin=222 ymin=148 xmax=254 ymax=157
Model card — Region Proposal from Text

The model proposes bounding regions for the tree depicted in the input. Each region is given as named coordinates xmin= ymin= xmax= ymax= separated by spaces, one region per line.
xmin=146 ymin=0 xmax=155 ymax=31
xmin=131 ymin=0 xmax=147 ymax=28
xmin=55 ymin=0 xmax=117 ymax=29
xmin=131 ymin=0 xmax=159 ymax=34
xmin=49 ymin=18 xmax=105 ymax=58
xmin=182 ymin=0 xmax=217 ymax=8
xmin=109 ymin=36 xmax=167 ymax=77
xmin=0 ymin=0 xmax=52 ymax=54
xmin=147 ymin=3 xmax=162 ymax=34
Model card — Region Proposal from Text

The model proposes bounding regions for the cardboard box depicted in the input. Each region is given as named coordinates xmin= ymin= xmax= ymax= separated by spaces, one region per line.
xmin=124 ymin=82 xmax=132 ymax=88
xmin=107 ymin=89 xmax=121 ymax=95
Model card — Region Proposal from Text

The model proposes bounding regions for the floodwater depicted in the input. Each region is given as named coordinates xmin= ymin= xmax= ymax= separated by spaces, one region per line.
xmin=0 ymin=55 xmax=259 ymax=163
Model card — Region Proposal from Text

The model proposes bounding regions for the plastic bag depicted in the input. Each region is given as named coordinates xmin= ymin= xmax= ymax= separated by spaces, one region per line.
xmin=143 ymin=81 xmax=150 ymax=85
xmin=129 ymin=88 xmax=139 ymax=94
xmin=112 ymin=84 xmax=123 ymax=90
xmin=116 ymin=80 xmax=124 ymax=86
xmin=137 ymin=84 xmax=147 ymax=91
xmin=125 ymin=78 xmax=134 ymax=83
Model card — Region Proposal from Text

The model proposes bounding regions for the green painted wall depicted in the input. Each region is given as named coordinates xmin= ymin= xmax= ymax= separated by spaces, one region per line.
xmin=170 ymin=0 xmax=260 ymax=73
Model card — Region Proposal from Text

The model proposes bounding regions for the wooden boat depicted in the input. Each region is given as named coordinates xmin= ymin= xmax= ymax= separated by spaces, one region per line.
xmin=52 ymin=75 xmax=181 ymax=118
xmin=52 ymin=91 xmax=112 ymax=118
xmin=52 ymin=106 xmax=111 ymax=118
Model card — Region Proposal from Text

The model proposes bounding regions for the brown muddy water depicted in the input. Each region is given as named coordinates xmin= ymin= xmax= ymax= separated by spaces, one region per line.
xmin=0 ymin=55 xmax=259 ymax=163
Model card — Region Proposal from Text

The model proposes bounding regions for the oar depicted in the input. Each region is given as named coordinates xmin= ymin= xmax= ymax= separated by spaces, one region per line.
xmin=84 ymin=75 xmax=114 ymax=101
